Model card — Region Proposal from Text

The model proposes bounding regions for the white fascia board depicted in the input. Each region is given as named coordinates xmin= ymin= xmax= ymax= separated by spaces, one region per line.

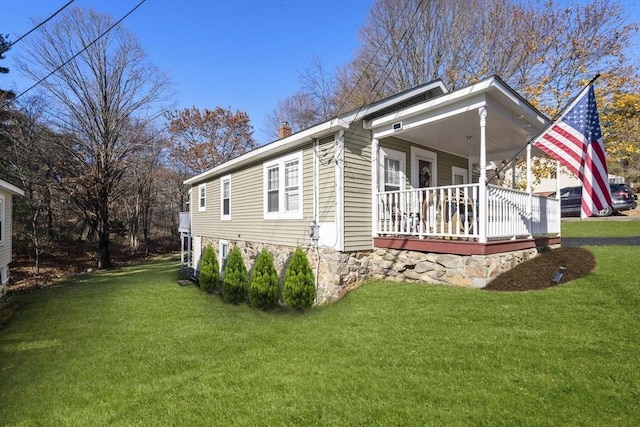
xmin=365 ymin=77 xmax=547 ymax=131
xmin=372 ymin=98 xmax=487 ymax=140
xmin=0 ymin=179 xmax=24 ymax=197
xmin=340 ymin=80 xmax=448 ymax=123
xmin=184 ymin=118 xmax=349 ymax=186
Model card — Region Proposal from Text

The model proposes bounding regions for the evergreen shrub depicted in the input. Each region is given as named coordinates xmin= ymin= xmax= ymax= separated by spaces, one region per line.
xmin=198 ymin=245 xmax=219 ymax=293
xmin=283 ymin=247 xmax=315 ymax=309
xmin=249 ymin=248 xmax=280 ymax=310
xmin=222 ymin=247 xmax=249 ymax=304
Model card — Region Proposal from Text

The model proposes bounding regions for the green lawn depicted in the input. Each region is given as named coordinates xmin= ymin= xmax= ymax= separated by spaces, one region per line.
xmin=1 ymin=234 xmax=639 ymax=425
xmin=562 ymin=218 xmax=640 ymax=237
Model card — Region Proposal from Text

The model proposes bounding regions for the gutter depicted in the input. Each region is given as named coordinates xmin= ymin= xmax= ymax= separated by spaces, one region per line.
xmin=183 ymin=118 xmax=349 ymax=185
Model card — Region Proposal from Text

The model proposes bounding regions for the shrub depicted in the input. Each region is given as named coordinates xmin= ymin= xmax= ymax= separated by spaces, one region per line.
xmin=249 ymin=248 xmax=280 ymax=310
xmin=283 ymin=247 xmax=315 ymax=309
xmin=222 ymin=247 xmax=249 ymax=304
xmin=198 ymin=245 xmax=219 ymax=293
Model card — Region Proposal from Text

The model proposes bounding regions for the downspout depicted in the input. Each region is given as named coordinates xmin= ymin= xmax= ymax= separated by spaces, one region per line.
xmin=478 ymin=107 xmax=487 ymax=244
xmin=313 ymin=138 xmax=320 ymax=301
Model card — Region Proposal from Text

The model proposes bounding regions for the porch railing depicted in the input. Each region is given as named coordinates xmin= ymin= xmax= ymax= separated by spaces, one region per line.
xmin=376 ymin=184 xmax=560 ymax=241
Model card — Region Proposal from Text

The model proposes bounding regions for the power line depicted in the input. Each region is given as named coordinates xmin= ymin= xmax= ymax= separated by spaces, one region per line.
xmin=8 ymin=0 xmax=75 ymax=48
xmin=2 ymin=0 xmax=147 ymax=109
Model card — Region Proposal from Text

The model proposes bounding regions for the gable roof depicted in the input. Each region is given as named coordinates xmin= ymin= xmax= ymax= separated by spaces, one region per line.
xmin=364 ymin=75 xmax=550 ymax=162
xmin=0 ymin=179 xmax=24 ymax=197
xmin=184 ymin=79 xmax=448 ymax=185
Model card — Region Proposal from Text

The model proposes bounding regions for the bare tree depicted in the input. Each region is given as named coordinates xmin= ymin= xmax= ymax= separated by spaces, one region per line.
xmin=17 ymin=7 xmax=170 ymax=269
xmin=264 ymin=56 xmax=339 ymax=138
xmin=275 ymin=0 xmax=636 ymax=122
xmin=0 ymin=97 xmax=60 ymax=275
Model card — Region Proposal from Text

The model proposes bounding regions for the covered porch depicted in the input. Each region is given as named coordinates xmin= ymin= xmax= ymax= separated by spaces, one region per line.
xmin=365 ymin=76 xmax=561 ymax=255
xmin=375 ymin=183 xmax=561 ymax=255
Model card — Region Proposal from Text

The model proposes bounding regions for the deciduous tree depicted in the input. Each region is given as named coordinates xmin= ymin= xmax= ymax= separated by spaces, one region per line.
xmin=16 ymin=7 xmax=170 ymax=269
xmin=167 ymin=106 xmax=257 ymax=175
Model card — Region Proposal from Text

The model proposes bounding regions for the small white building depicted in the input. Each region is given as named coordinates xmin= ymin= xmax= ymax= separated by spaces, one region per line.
xmin=0 ymin=179 xmax=24 ymax=296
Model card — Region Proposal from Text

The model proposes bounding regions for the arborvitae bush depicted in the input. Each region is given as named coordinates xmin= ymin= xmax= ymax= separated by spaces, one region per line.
xmin=249 ymin=248 xmax=280 ymax=310
xmin=222 ymin=247 xmax=249 ymax=304
xmin=198 ymin=245 xmax=219 ymax=293
xmin=283 ymin=247 xmax=315 ymax=309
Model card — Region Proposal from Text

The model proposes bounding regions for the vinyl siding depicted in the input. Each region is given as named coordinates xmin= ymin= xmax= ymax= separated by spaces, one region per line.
xmin=0 ymin=191 xmax=12 ymax=269
xmin=343 ymin=122 xmax=373 ymax=251
xmin=380 ymin=136 xmax=469 ymax=186
xmin=317 ymin=136 xmax=336 ymax=223
xmin=190 ymin=143 xmax=314 ymax=248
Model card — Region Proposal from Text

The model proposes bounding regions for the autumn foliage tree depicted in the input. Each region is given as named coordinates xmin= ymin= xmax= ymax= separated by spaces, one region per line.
xmin=268 ymin=0 xmax=638 ymax=185
xmin=167 ymin=106 xmax=257 ymax=175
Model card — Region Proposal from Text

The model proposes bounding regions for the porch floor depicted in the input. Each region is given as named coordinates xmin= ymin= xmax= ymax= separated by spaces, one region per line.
xmin=374 ymin=235 xmax=562 ymax=256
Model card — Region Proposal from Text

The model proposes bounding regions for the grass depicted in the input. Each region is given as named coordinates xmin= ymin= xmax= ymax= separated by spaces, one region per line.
xmin=1 ymin=227 xmax=639 ymax=425
xmin=561 ymin=218 xmax=640 ymax=237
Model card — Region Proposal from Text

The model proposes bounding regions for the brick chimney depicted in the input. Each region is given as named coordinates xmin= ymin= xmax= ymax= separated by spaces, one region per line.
xmin=278 ymin=121 xmax=292 ymax=139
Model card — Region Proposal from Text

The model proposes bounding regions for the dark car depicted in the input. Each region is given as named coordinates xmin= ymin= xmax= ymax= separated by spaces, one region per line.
xmin=553 ymin=183 xmax=638 ymax=217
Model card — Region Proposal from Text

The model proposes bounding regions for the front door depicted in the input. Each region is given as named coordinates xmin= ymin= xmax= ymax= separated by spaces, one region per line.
xmin=411 ymin=147 xmax=437 ymax=189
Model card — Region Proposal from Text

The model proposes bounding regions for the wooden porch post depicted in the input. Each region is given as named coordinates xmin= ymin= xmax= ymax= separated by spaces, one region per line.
xmin=479 ymin=107 xmax=487 ymax=243
xmin=526 ymin=139 xmax=533 ymax=237
xmin=372 ymin=138 xmax=379 ymax=239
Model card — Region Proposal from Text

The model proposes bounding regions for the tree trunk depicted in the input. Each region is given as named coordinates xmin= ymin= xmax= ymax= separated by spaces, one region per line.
xmin=97 ymin=198 xmax=111 ymax=269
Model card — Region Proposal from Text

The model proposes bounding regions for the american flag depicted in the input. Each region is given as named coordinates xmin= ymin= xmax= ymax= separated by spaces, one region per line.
xmin=533 ymin=84 xmax=612 ymax=218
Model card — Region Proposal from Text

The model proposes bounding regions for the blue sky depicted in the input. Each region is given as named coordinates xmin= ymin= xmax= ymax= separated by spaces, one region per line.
xmin=1 ymin=0 xmax=638 ymax=145
xmin=0 ymin=0 xmax=373 ymax=144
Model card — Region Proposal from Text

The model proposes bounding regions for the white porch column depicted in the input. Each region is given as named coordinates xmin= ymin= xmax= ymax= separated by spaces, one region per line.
xmin=371 ymin=138 xmax=379 ymax=238
xmin=526 ymin=138 xmax=533 ymax=237
xmin=335 ymin=130 xmax=345 ymax=251
xmin=478 ymin=107 xmax=487 ymax=243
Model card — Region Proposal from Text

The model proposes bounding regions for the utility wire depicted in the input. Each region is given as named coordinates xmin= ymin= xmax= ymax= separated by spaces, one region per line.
xmin=329 ymin=0 xmax=426 ymax=166
xmin=2 ymin=0 xmax=147 ymax=108
xmin=8 ymin=0 xmax=75 ymax=48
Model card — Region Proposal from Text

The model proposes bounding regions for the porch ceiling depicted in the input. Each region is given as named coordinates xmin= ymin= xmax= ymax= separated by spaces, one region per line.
xmin=398 ymin=106 xmax=542 ymax=162
xmin=368 ymin=77 xmax=550 ymax=163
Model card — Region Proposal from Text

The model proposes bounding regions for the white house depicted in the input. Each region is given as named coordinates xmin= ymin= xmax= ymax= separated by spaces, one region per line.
xmin=0 ymin=179 xmax=24 ymax=296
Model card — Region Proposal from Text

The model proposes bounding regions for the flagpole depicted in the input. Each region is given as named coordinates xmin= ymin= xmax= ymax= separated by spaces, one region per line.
xmin=487 ymin=74 xmax=601 ymax=184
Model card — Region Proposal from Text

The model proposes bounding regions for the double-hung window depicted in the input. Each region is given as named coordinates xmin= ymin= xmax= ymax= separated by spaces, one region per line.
xmin=198 ymin=183 xmax=206 ymax=212
xmin=264 ymin=152 xmax=303 ymax=219
xmin=221 ymin=175 xmax=231 ymax=220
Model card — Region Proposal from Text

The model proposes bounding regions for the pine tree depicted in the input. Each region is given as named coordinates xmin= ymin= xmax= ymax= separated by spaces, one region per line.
xmin=249 ymin=248 xmax=280 ymax=310
xmin=283 ymin=247 xmax=315 ymax=309
xmin=222 ymin=247 xmax=249 ymax=304
xmin=198 ymin=245 xmax=219 ymax=293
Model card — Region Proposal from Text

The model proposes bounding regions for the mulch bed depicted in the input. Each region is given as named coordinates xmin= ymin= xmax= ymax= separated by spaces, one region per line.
xmin=483 ymin=246 xmax=596 ymax=292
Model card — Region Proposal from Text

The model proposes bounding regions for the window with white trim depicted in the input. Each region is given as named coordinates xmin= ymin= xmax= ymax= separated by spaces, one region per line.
xmin=452 ymin=166 xmax=468 ymax=185
xmin=198 ymin=183 xmax=206 ymax=212
xmin=219 ymin=240 xmax=229 ymax=276
xmin=379 ymin=147 xmax=406 ymax=193
xmin=264 ymin=152 xmax=303 ymax=219
xmin=221 ymin=176 xmax=231 ymax=220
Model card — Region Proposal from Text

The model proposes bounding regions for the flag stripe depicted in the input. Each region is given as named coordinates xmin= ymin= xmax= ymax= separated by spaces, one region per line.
xmin=533 ymin=84 xmax=612 ymax=218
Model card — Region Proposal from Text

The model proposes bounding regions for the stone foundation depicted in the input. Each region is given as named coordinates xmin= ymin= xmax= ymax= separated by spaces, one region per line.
xmin=198 ymin=237 xmax=545 ymax=305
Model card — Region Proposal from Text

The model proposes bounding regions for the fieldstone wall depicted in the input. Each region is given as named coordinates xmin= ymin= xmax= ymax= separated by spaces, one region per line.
xmin=198 ymin=237 xmax=545 ymax=305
